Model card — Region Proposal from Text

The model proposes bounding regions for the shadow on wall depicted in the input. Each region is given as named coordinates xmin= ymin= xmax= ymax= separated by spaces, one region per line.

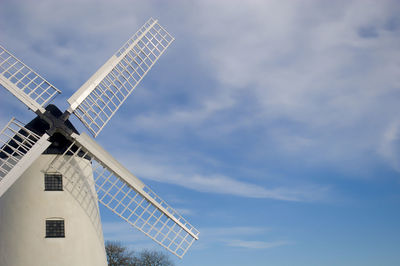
xmin=45 ymin=153 xmax=104 ymax=241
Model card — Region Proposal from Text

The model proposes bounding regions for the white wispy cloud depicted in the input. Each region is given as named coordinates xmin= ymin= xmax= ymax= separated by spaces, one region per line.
xmin=103 ymin=222 xmax=289 ymax=251
xmin=184 ymin=0 xmax=400 ymax=170
xmin=1 ymin=0 xmax=399 ymax=206
xmin=175 ymin=208 xmax=195 ymax=216
xmin=73 ymin=0 xmax=400 ymax=175
xmin=113 ymin=149 xmax=330 ymax=202
xmin=227 ymin=239 xmax=290 ymax=249
xmin=379 ymin=120 xmax=400 ymax=171
xmin=102 ymin=221 xmax=165 ymax=251
xmin=201 ymin=226 xmax=270 ymax=237
xmin=198 ymin=226 xmax=290 ymax=250
xmin=2 ymin=0 xmax=399 ymax=173
xmin=102 ymin=221 xmax=148 ymax=242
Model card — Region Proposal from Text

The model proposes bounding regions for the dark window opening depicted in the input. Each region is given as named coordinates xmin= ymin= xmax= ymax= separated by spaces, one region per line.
xmin=45 ymin=173 xmax=63 ymax=191
xmin=46 ymin=220 xmax=65 ymax=238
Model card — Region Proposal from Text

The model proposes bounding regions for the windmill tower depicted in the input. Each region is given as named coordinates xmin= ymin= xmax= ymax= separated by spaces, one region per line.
xmin=0 ymin=18 xmax=199 ymax=266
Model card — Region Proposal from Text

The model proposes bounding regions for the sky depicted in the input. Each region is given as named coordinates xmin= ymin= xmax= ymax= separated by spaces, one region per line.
xmin=1 ymin=0 xmax=400 ymax=265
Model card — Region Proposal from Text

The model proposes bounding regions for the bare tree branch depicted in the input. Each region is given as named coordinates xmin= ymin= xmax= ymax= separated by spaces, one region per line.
xmin=105 ymin=241 xmax=174 ymax=266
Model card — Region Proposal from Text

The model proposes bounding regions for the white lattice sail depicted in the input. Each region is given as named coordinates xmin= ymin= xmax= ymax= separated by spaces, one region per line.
xmin=0 ymin=118 xmax=51 ymax=197
xmin=0 ymin=46 xmax=61 ymax=114
xmin=48 ymin=132 xmax=199 ymax=258
xmin=67 ymin=18 xmax=174 ymax=137
xmin=0 ymin=18 xmax=199 ymax=260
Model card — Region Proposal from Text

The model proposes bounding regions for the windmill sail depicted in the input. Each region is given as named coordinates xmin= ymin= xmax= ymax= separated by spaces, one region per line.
xmin=1 ymin=18 xmax=199 ymax=260
xmin=67 ymin=18 xmax=174 ymax=137
xmin=0 ymin=45 xmax=61 ymax=114
xmin=0 ymin=118 xmax=51 ymax=197
xmin=48 ymin=132 xmax=199 ymax=258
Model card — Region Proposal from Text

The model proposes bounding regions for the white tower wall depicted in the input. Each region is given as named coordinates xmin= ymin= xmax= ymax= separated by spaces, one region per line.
xmin=0 ymin=154 xmax=108 ymax=266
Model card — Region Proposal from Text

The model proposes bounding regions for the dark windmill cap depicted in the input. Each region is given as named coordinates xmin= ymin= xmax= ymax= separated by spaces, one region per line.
xmin=1 ymin=104 xmax=89 ymax=159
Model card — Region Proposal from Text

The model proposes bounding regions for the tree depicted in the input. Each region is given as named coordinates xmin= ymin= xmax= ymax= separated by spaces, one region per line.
xmin=106 ymin=241 xmax=136 ymax=266
xmin=138 ymin=249 xmax=174 ymax=266
xmin=105 ymin=241 xmax=174 ymax=266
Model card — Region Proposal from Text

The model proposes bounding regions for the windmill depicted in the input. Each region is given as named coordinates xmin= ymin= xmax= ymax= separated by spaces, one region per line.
xmin=0 ymin=18 xmax=199 ymax=266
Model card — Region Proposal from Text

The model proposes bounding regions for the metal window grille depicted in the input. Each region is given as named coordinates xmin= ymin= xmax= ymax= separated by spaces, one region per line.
xmin=0 ymin=45 xmax=60 ymax=107
xmin=44 ymin=173 xmax=63 ymax=191
xmin=45 ymin=219 xmax=65 ymax=238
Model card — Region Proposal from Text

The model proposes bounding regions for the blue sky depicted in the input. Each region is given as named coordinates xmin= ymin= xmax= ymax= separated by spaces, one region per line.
xmin=1 ymin=0 xmax=400 ymax=265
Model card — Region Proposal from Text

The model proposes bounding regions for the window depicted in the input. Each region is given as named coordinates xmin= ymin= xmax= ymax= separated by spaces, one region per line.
xmin=45 ymin=173 xmax=63 ymax=191
xmin=45 ymin=219 xmax=65 ymax=238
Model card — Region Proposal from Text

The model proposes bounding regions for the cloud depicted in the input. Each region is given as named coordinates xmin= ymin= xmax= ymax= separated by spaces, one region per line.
xmin=175 ymin=174 xmax=328 ymax=202
xmin=79 ymin=0 xmax=400 ymax=175
xmin=1 ymin=0 xmax=399 ymax=192
xmin=201 ymin=226 xmax=270 ymax=237
xmin=198 ymin=226 xmax=290 ymax=250
xmin=379 ymin=120 xmax=400 ymax=171
xmin=102 ymin=221 xmax=166 ymax=251
xmin=0 ymin=0 xmax=336 ymax=206
xmin=175 ymin=208 xmax=195 ymax=216
xmin=103 ymin=222 xmax=289 ymax=251
xmin=102 ymin=221 xmax=148 ymax=242
xmin=227 ymin=239 xmax=290 ymax=249
xmin=114 ymin=149 xmax=330 ymax=202
xmin=130 ymin=0 xmax=398 ymax=174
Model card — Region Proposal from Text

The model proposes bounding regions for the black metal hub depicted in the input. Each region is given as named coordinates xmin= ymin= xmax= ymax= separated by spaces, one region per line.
xmin=26 ymin=104 xmax=80 ymax=155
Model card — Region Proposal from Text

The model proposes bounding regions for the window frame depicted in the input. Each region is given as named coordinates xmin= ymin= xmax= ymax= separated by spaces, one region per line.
xmin=45 ymin=219 xmax=65 ymax=238
xmin=44 ymin=173 xmax=63 ymax=191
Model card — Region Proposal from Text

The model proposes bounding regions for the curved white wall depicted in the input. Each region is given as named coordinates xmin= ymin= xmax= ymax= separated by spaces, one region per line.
xmin=0 ymin=154 xmax=108 ymax=266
